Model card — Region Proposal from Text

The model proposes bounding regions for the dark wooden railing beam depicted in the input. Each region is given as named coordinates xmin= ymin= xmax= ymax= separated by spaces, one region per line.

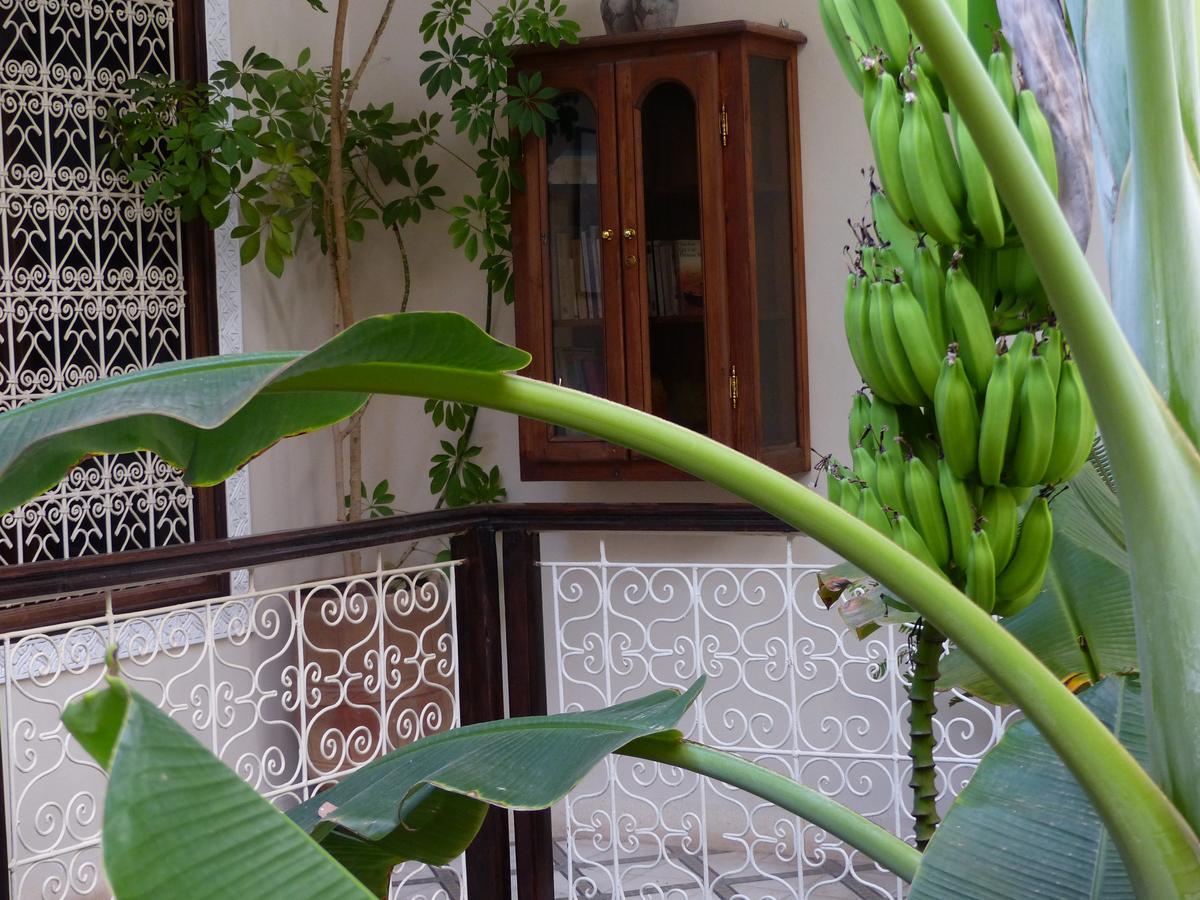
xmin=0 ymin=503 xmax=797 ymax=606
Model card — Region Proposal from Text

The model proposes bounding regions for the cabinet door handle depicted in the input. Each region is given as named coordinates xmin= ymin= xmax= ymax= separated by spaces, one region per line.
xmin=624 ymin=254 xmax=639 ymax=267
xmin=600 ymin=228 xmax=615 ymax=241
xmin=622 ymin=227 xmax=637 ymax=240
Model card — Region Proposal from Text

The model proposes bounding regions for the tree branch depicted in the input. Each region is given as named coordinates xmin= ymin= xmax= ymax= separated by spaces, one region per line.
xmin=344 ymin=0 xmax=397 ymax=111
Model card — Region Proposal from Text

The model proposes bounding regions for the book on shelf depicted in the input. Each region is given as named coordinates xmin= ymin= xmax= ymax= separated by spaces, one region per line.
xmin=675 ymin=239 xmax=703 ymax=309
xmin=552 ymin=228 xmax=603 ymax=321
xmin=553 ymin=347 xmax=604 ymax=395
xmin=645 ymin=238 xmax=703 ymax=318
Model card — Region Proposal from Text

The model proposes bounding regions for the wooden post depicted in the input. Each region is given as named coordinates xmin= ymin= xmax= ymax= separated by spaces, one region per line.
xmin=450 ymin=526 xmax=512 ymax=899
xmin=502 ymin=530 xmax=555 ymax=899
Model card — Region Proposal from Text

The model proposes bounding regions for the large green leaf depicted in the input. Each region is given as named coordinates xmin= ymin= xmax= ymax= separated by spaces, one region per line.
xmin=1065 ymin=0 xmax=1200 ymax=446
xmin=939 ymin=466 xmax=1135 ymax=703
xmin=911 ymin=675 xmax=1142 ymax=898
xmin=64 ymin=672 xmax=702 ymax=898
xmin=289 ymin=680 xmax=703 ymax=841
xmin=63 ymin=677 xmax=373 ymax=900
xmin=0 ymin=313 xmax=529 ymax=513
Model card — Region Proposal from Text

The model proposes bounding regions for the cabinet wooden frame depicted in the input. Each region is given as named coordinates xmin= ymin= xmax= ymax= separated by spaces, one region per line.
xmin=513 ymin=21 xmax=809 ymax=481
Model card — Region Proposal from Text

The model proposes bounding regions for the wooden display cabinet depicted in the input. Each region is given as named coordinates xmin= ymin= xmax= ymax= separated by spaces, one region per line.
xmin=513 ymin=21 xmax=810 ymax=480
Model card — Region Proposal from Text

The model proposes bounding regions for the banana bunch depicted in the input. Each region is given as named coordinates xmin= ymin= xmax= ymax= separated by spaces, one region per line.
xmin=856 ymin=40 xmax=1057 ymax=250
xmin=824 ymin=8 xmax=1094 ymax=619
xmin=819 ymin=0 xmax=925 ymax=94
xmin=836 ymin=223 xmax=1096 ymax=618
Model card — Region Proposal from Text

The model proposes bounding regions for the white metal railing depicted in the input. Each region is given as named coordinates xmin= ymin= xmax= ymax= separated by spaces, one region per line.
xmin=0 ymin=534 xmax=1012 ymax=900
xmin=0 ymin=559 xmax=464 ymax=900
xmin=545 ymin=539 xmax=1014 ymax=899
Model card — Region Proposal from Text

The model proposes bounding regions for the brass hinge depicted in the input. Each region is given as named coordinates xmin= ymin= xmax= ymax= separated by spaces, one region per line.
xmin=729 ymin=365 xmax=739 ymax=409
xmin=720 ymin=104 xmax=729 ymax=147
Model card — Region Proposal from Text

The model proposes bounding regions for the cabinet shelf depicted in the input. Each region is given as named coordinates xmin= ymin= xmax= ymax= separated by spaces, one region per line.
xmin=513 ymin=22 xmax=810 ymax=481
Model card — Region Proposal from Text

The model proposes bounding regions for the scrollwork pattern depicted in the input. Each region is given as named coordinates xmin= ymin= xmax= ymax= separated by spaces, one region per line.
xmin=550 ymin=539 xmax=1008 ymax=899
xmin=0 ymin=0 xmax=193 ymax=566
xmin=2 ymin=559 xmax=463 ymax=898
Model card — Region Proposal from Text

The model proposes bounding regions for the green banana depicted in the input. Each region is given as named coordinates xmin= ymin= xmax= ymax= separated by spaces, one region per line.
xmin=827 ymin=460 xmax=846 ymax=509
xmin=994 ymin=495 xmax=1053 ymax=616
xmin=933 ymin=346 xmax=980 ymax=479
xmin=1007 ymin=330 xmax=1036 ymax=400
xmin=938 ymin=457 xmax=975 ymax=570
xmin=980 ymin=485 xmax=1019 ymax=570
xmin=898 ymin=88 xmax=964 ymax=245
xmin=844 ymin=273 xmax=901 ymax=402
xmin=1042 ymin=357 xmax=1097 ymax=484
xmin=909 ymin=63 xmax=966 ymax=210
xmin=872 ymin=0 xmax=912 ymax=69
xmin=819 ymin=0 xmax=866 ymax=94
xmin=977 ymin=350 xmax=1014 ymax=485
xmin=911 ymin=239 xmax=949 ymax=350
xmin=898 ymin=404 xmax=940 ymax=474
xmin=840 ymin=479 xmax=864 ymax=515
xmin=905 ymin=452 xmax=951 ymax=567
xmin=850 ymin=389 xmax=873 ymax=450
xmin=868 ymin=280 xmax=926 ymax=406
xmin=853 ymin=441 xmax=879 ymax=491
xmin=1008 ymin=352 xmax=1058 ymax=487
xmin=893 ymin=511 xmax=941 ymax=572
xmin=862 ymin=55 xmax=883 ymax=126
xmin=868 ymin=395 xmax=903 ymax=446
xmin=870 ymin=184 xmax=917 ymax=271
xmin=965 ymin=526 xmax=996 ymax=614
xmin=945 ymin=261 xmax=996 ymax=394
xmin=869 ymin=71 xmax=920 ymax=228
xmin=987 ymin=42 xmax=1017 ymax=119
xmin=857 ymin=485 xmax=895 ymax=536
xmin=1017 ymin=89 xmax=1059 ymax=198
xmin=952 ymin=102 xmax=1006 ymax=249
xmin=1041 ymin=325 xmax=1064 ymax=388
xmin=889 ymin=280 xmax=941 ymax=400
xmin=875 ymin=444 xmax=911 ymax=518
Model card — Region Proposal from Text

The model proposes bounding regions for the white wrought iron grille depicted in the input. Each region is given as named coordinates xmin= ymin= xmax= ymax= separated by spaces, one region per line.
xmin=546 ymin=540 xmax=1016 ymax=899
xmin=0 ymin=559 xmax=465 ymax=899
xmin=0 ymin=0 xmax=195 ymax=564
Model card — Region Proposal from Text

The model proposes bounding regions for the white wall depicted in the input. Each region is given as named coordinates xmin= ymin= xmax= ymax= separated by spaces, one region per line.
xmin=228 ymin=0 xmax=871 ymax=567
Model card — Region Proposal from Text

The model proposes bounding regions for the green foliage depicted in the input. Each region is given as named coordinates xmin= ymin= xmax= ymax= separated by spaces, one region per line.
xmin=911 ymin=675 xmax=1142 ymax=898
xmin=105 ymin=48 xmax=444 ymax=278
xmin=62 ymin=677 xmax=373 ymax=900
xmin=62 ymin=674 xmax=701 ymax=899
xmin=104 ymin=0 xmax=578 ymax=517
xmin=344 ymin=479 xmax=398 ymax=519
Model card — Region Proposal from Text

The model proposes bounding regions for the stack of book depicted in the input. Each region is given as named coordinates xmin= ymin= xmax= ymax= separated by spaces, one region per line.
xmin=647 ymin=239 xmax=703 ymax=317
xmin=551 ymin=227 xmax=603 ymax=320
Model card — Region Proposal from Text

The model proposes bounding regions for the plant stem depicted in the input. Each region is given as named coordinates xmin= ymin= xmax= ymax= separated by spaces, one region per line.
xmin=620 ymin=738 xmax=922 ymax=882
xmin=896 ymin=0 xmax=1200 ymax=849
xmin=908 ymin=620 xmax=943 ymax=850
xmin=274 ymin=368 xmax=1200 ymax=894
xmin=328 ymin=0 xmax=363 ymax=547
xmin=344 ymin=0 xmax=397 ymax=110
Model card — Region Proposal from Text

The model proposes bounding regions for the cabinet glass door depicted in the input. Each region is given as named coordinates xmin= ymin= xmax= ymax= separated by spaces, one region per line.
xmin=749 ymin=55 xmax=802 ymax=449
xmin=618 ymin=53 xmax=728 ymax=443
xmin=545 ymin=89 xmax=607 ymax=437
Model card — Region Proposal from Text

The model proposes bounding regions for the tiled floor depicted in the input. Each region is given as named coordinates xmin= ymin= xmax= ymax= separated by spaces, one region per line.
xmin=396 ymin=841 xmax=899 ymax=899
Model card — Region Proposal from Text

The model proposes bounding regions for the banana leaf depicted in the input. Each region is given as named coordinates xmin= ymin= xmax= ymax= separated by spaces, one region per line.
xmin=63 ymin=672 xmax=702 ymax=899
xmin=0 ymin=313 xmax=529 ymax=513
xmin=1064 ymin=0 xmax=1200 ymax=447
xmin=939 ymin=466 xmax=1135 ymax=703
xmin=910 ymin=675 xmax=1140 ymax=898
xmin=63 ymin=676 xmax=374 ymax=900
